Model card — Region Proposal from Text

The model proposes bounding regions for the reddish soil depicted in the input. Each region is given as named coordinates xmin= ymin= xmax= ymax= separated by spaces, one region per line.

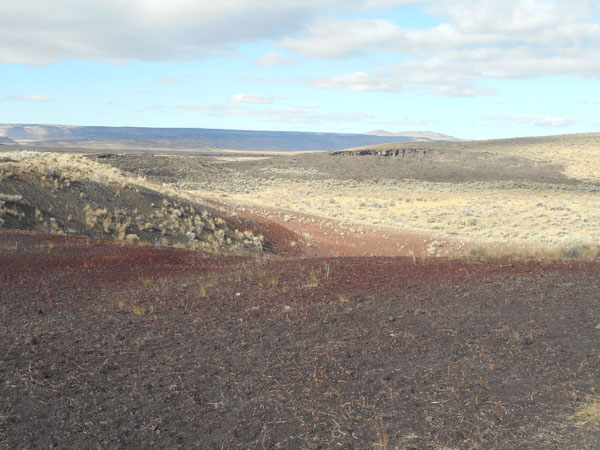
xmin=204 ymin=198 xmax=471 ymax=258
xmin=2 ymin=230 xmax=600 ymax=449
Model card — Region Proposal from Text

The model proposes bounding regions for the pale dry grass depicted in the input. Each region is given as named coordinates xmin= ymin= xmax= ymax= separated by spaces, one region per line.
xmin=529 ymin=396 xmax=600 ymax=449
xmin=461 ymin=133 xmax=600 ymax=182
xmin=571 ymin=397 xmax=600 ymax=429
xmin=373 ymin=418 xmax=389 ymax=450
xmin=0 ymin=150 xmax=191 ymax=201
xmin=188 ymin=176 xmax=600 ymax=252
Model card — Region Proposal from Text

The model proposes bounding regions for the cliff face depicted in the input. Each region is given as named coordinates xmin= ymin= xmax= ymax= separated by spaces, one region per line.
xmin=332 ymin=147 xmax=435 ymax=158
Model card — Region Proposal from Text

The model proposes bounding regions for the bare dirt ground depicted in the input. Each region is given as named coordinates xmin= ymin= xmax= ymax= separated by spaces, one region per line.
xmin=205 ymin=197 xmax=471 ymax=258
xmin=2 ymin=140 xmax=600 ymax=449
xmin=2 ymin=230 xmax=600 ymax=449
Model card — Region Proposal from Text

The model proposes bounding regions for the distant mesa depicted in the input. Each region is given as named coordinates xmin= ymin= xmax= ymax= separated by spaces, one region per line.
xmin=365 ymin=130 xmax=459 ymax=142
xmin=0 ymin=136 xmax=17 ymax=145
xmin=0 ymin=124 xmax=458 ymax=152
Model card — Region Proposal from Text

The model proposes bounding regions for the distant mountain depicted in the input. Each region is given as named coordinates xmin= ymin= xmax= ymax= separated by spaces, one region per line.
xmin=365 ymin=130 xmax=459 ymax=142
xmin=0 ymin=136 xmax=17 ymax=145
xmin=0 ymin=124 xmax=455 ymax=152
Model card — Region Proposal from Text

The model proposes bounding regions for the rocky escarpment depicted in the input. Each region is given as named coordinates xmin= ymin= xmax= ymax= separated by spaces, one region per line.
xmin=332 ymin=147 xmax=436 ymax=158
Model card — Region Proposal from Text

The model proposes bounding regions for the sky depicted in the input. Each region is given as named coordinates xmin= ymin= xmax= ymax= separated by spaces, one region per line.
xmin=1 ymin=0 xmax=600 ymax=140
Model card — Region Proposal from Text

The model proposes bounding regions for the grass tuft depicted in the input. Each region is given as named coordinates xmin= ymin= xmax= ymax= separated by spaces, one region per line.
xmin=571 ymin=398 xmax=600 ymax=428
xmin=373 ymin=418 xmax=389 ymax=450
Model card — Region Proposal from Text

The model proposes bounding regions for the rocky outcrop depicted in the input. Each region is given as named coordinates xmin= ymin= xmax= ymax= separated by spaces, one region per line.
xmin=332 ymin=147 xmax=435 ymax=158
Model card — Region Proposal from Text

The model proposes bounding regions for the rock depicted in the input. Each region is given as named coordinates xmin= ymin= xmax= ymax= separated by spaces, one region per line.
xmin=595 ymin=323 xmax=600 ymax=330
xmin=24 ymin=335 xmax=37 ymax=345
xmin=388 ymin=315 xmax=396 ymax=322
xmin=520 ymin=336 xmax=533 ymax=345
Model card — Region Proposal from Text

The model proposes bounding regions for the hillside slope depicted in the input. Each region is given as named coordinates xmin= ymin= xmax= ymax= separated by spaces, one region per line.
xmin=365 ymin=129 xmax=459 ymax=141
xmin=0 ymin=151 xmax=269 ymax=253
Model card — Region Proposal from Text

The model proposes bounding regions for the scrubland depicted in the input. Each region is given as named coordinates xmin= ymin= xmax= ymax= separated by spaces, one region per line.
xmin=0 ymin=151 xmax=264 ymax=253
xmin=188 ymin=177 xmax=600 ymax=252
xmin=3 ymin=134 xmax=600 ymax=449
xmin=67 ymin=133 xmax=598 ymax=258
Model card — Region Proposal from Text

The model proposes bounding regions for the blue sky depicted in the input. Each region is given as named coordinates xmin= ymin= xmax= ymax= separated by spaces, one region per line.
xmin=1 ymin=0 xmax=600 ymax=139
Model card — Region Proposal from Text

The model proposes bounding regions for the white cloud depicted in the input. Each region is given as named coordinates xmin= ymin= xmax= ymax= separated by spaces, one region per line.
xmin=310 ymin=72 xmax=398 ymax=92
xmin=279 ymin=19 xmax=404 ymax=59
xmin=577 ymin=98 xmax=600 ymax=104
xmin=229 ymin=94 xmax=278 ymax=104
xmin=145 ymin=104 xmax=167 ymax=110
xmin=433 ymin=85 xmax=496 ymax=97
xmin=239 ymin=76 xmax=285 ymax=84
xmin=180 ymin=104 xmax=242 ymax=113
xmin=180 ymin=103 xmax=375 ymax=125
xmin=308 ymin=63 xmax=496 ymax=97
xmin=159 ymin=76 xmax=181 ymax=84
xmin=1 ymin=95 xmax=56 ymax=102
xmin=279 ymin=0 xmax=600 ymax=96
xmin=21 ymin=95 xmax=57 ymax=102
xmin=254 ymin=51 xmax=293 ymax=66
xmin=4 ymin=0 xmax=599 ymax=101
xmin=491 ymin=114 xmax=575 ymax=127
xmin=0 ymin=0 xmax=423 ymax=65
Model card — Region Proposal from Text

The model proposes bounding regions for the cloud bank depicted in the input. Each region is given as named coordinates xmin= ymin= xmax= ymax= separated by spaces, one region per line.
xmin=0 ymin=0 xmax=420 ymax=65
xmin=279 ymin=1 xmax=600 ymax=95
xmin=2 ymin=1 xmax=598 ymax=98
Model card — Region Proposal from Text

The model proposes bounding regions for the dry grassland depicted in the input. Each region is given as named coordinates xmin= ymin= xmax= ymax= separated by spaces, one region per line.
xmin=188 ymin=173 xmax=600 ymax=253
xmin=172 ymin=133 xmax=600 ymax=256
xmin=7 ymin=132 xmax=599 ymax=257
xmin=370 ymin=133 xmax=600 ymax=182
xmin=467 ymin=133 xmax=600 ymax=182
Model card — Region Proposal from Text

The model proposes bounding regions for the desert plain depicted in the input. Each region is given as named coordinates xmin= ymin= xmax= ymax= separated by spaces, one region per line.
xmin=1 ymin=132 xmax=600 ymax=448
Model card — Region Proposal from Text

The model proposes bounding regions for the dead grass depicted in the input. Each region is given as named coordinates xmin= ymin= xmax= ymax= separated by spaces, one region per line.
xmin=571 ymin=398 xmax=600 ymax=429
xmin=190 ymin=177 xmax=600 ymax=252
xmin=466 ymin=242 xmax=600 ymax=261
xmin=373 ymin=418 xmax=389 ymax=450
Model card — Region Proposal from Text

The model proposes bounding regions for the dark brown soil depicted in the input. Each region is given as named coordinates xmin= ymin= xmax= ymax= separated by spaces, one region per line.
xmin=2 ymin=230 xmax=600 ymax=449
